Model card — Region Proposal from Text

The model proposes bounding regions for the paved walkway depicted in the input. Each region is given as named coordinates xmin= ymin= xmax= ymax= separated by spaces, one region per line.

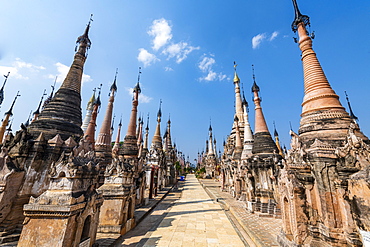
xmin=142 ymin=174 xmax=245 ymax=247
xmin=199 ymin=179 xmax=282 ymax=247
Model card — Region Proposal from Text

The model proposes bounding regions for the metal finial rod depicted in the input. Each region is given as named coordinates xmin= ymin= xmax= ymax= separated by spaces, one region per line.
xmin=252 ymin=64 xmax=256 ymax=81
xmin=1 ymin=72 xmax=10 ymax=90
xmin=34 ymin=89 xmax=47 ymax=114
xmin=233 ymin=61 xmax=237 ymax=71
xmin=138 ymin=67 xmax=142 ymax=83
xmin=97 ymin=83 xmax=102 ymax=94
xmin=5 ymin=91 xmax=21 ymax=116
xmin=291 ymin=0 xmax=310 ymax=32
xmin=88 ymin=14 xmax=94 ymax=26
xmin=289 ymin=121 xmax=293 ymax=131
xmin=345 ymin=91 xmax=358 ymax=121
xmin=111 ymin=114 xmax=115 ymax=131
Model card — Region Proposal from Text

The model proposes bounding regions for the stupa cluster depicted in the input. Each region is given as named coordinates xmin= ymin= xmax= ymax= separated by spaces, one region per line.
xmin=202 ymin=1 xmax=370 ymax=246
xmin=0 ymin=16 xmax=180 ymax=247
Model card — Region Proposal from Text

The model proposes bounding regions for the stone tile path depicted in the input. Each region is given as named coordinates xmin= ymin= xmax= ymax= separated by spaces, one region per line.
xmin=199 ymin=179 xmax=282 ymax=247
xmin=142 ymin=174 xmax=245 ymax=247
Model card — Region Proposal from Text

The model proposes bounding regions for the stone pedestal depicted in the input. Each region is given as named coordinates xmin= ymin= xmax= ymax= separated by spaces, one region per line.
xmin=97 ymin=158 xmax=136 ymax=235
xmin=17 ymin=142 xmax=102 ymax=247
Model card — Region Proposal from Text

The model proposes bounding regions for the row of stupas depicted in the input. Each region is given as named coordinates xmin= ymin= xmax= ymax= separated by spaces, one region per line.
xmin=0 ymin=16 xmax=180 ymax=247
xmin=202 ymin=0 xmax=370 ymax=246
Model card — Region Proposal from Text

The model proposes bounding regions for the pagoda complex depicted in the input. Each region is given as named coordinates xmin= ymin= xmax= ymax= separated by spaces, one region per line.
xmin=0 ymin=15 xmax=180 ymax=246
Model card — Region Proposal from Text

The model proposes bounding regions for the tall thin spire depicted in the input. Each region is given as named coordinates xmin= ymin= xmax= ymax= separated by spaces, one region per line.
xmin=251 ymin=66 xmax=277 ymax=154
xmin=291 ymin=1 xmax=359 ymax=144
xmin=151 ymin=100 xmax=162 ymax=149
xmin=32 ymin=89 xmax=47 ymax=122
xmin=345 ymin=91 xmax=358 ymax=123
xmin=143 ymin=114 xmax=150 ymax=151
xmin=0 ymin=72 xmax=10 ymax=106
xmin=208 ymin=123 xmax=214 ymax=156
xmin=95 ymin=70 xmax=117 ymax=159
xmin=233 ymin=116 xmax=243 ymax=158
xmin=42 ymin=77 xmax=56 ymax=109
xmin=166 ymin=116 xmax=173 ymax=150
xmin=84 ymin=85 xmax=101 ymax=148
xmin=233 ymin=62 xmax=244 ymax=128
xmin=241 ymin=93 xmax=254 ymax=159
xmin=273 ymin=121 xmax=284 ymax=157
xmin=0 ymin=91 xmax=20 ymax=143
xmin=112 ymin=117 xmax=122 ymax=154
xmin=292 ymin=1 xmax=344 ymax=116
xmin=81 ymin=88 xmax=96 ymax=132
xmin=28 ymin=16 xmax=93 ymax=140
xmin=122 ymin=67 xmax=141 ymax=157
xmin=252 ymin=66 xmax=268 ymax=134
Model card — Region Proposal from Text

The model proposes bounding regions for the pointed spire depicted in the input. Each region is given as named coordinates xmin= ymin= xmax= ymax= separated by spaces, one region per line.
xmin=32 ymin=89 xmax=47 ymax=122
xmin=84 ymin=85 xmax=102 ymax=148
xmin=251 ymin=66 xmax=268 ymax=134
xmin=143 ymin=113 xmax=150 ymax=151
xmin=251 ymin=66 xmax=278 ymax=154
xmin=233 ymin=62 xmax=244 ymax=128
xmin=95 ymin=71 xmax=117 ymax=159
xmin=291 ymin=0 xmax=310 ymax=33
xmin=345 ymin=91 xmax=358 ymax=123
xmin=110 ymin=68 xmax=118 ymax=93
xmin=241 ymin=92 xmax=254 ymax=159
xmin=0 ymin=91 xmax=20 ymax=144
xmin=165 ymin=115 xmax=173 ymax=151
xmin=233 ymin=116 xmax=243 ymax=158
xmin=291 ymin=1 xmax=345 ymax=116
xmin=290 ymin=1 xmax=359 ymax=144
xmin=5 ymin=91 xmax=20 ymax=116
xmin=81 ymin=88 xmax=96 ymax=132
xmin=273 ymin=121 xmax=284 ymax=157
xmin=112 ymin=116 xmax=122 ymax=154
xmin=0 ymin=72 xmax=10 ymax=106
xmin=122 ymin=67 xmax=142 ymax=157
xmin=28 ymin=16 xmax=93 ymax=140
xmin=151 ymin=100 xmax=163 ymax=149
xmin=42 ymin=77 xmax=57 ymax=109
xmin=24 ymin=110 xmax=32 ymax=127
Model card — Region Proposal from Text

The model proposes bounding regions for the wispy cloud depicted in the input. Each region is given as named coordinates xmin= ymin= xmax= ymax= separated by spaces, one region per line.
xmin=138 ymin=18 xmax=199 ymax=67
xmin=162 ymin=42 xmax=200 ymax=64
xmin=126 ymin=87 xmax=152 ymax=103
xmin=48 ymin=62 xmax=92 ymax=85
xmin=269 ymin=31 xmax=279 ymax=41
xmin=148 ymin=18 xmax=172 ymax=51
xmin=0 ymin=58 xmax=45 ymax=80
xmin=165 ymin=66 xmax=174 ymax=72
xmin=198 ymin=55 xmax=227 ymax=82
xmin=252 ymin=33 xmax=267 ymax=49
xmin=137 ymin=48 xmax=159 ymax=67
xmin=252 ymin=31 xmax=279 ymax=49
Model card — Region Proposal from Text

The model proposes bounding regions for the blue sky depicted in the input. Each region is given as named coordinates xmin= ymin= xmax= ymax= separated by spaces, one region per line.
xmin=0 ymin=1 xmax=370 ymax=163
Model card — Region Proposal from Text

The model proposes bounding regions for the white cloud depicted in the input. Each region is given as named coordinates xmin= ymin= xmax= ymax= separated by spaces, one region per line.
xmin=252 ymin=31 xmax=279 ymax=49
xmin=148 ymin=18 xmax=172 ymax=51
xmin=126 ymin=87 xmax=152 ymax=103
xmin=0 ymin=58 xmax=47 ymax=80
xmin=162 ymin=42 xmax=200 ymax=64
xmin=252 ymin=33 xmax=266 ymax=49
xmin=50 ymin=62 xmax=92 ymax=85
xmin=198 ymin=55 xmax=226 ymax=82
xmin=165 ymin=66 xmax=174 ymax=72
xmin=269 ymin=31 xmax=279 ymax=41
xmin=198 ymin=56 xmax=215 ymax=72
xmin=137 ymin=48 xmax=159 ymax=67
